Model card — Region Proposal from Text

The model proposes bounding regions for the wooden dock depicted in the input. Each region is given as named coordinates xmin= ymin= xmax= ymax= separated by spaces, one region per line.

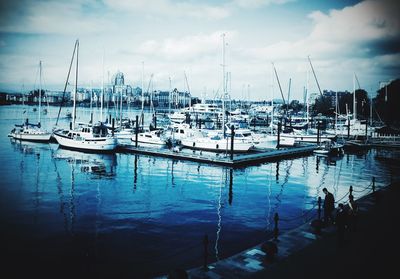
xmin=118 ymin=144 xmax=318 ymax=167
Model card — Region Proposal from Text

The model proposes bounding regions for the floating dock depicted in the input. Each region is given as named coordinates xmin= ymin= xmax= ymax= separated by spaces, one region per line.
xmin=118 ymin=144 xmax=318 ymax=167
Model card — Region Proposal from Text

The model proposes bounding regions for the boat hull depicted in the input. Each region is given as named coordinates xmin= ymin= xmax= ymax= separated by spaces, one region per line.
xmin=181 ymin=138 xmax=253 ymax=153
xmin=280 ymin=134 xmax=335 ymax=143
xmin=53 ymin=133 xmax=118 ymax=151
xmin=10 ymin=132 xmax=52 ymax=142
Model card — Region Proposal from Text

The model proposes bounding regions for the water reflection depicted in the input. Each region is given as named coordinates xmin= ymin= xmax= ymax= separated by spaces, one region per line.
xmin=10 ymin=138 xmax=51 ymax=155
xmin=228 ymin=169 xmax=233 ymax=206
xmin=52 ymin=147 xmax=117 ymax=178
xmin=214 ymin=169 xmax=224 ymax=261
xmin=133 ymin=154 xmax=138 ymax=191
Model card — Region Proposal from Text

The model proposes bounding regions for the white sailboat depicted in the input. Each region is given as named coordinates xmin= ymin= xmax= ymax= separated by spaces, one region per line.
xmin=52 ymin=40 xmax=117 ymax=152
xmin=9 ymin=61 xmax=51 ymax=142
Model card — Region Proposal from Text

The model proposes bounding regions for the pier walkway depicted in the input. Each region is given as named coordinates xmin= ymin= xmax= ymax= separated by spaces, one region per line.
xmin=119 ymin=144 xmax=317 ymax=167
xmin=162 ymin=180 xmax=399 ymax=279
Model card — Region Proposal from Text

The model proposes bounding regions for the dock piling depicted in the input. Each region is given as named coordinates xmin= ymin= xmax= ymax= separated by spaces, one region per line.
xmin=203 ymin=234 xmax=209 ymax=270
xmin=274 ymin=213 xmax=279 ymax=241
xmin=318 ymin=197 xmax=322 ymax=220
xmin=112 ymin=118 xmax=114 ymax=136
xmin=230 ymin=125 xmax=235 ymax=160
xmin=372 ymin=177 xmax=375 ymax=193
xmin=135 ymin=115 xmax=139 ymax=148
xmin=277 ymin=121 xmax=281 ymax=149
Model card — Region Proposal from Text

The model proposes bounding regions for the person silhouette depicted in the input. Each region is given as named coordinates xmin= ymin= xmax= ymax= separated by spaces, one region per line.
xmin=323 ymin=188 xmax=335 ymax=225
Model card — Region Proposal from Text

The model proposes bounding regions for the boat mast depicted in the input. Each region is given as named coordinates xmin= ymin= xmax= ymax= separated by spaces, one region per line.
xmin=184 ymin=71 xmax=191 ymax=110
xmin=353 ymin=73 xmax=356 ymax=120
xmin=120 ymin=81 xmax=123 ymax=126
xmin=307 ymin=56 xmax=323 ymax=96
xmin=335 ymin=91 xmax=338 ymax=134
xmin=141 ymin=61 xmax=144 ymax=126
xmin=272 ymin=62 xmax=287 ymax=121
xmin=55 ymin=40 xmax=78 ymax=127
xmin=306 ymin=70 xmax=309 ymax=134
xmin=73 ymin=40 xmax=79 ymax=130
xmin=270 ymin=64 xmax=274 ymax=135
xmin=221 ymin=33 xmax=226 ymax=137
xmin=101 ymin=50 xmax=104 ymax=122
xmin=169 ymin=77 xmax=172 ymax=116
xmin=38 ymin=60 xmax=42 ymax=125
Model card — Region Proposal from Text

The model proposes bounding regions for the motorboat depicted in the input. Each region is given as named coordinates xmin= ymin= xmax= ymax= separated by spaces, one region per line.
xmin=314 ymin=141 xmax=344 ymax=155
xmin=180 ymin=133 xmax=254 ymax=153
xmin=131 ymin=129 xmax=167 ymax=147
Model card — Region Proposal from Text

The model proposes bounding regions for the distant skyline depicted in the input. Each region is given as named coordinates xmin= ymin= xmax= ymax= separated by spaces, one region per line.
xmin=0 ymin=0 xmax=399 ymax=101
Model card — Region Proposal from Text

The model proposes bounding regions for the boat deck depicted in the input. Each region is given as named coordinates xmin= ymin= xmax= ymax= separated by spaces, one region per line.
xmin=118 ymin=144 xmax=318 ymax=167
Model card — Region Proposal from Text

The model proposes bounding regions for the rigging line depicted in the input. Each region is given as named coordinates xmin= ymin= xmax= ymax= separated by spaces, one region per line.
xmin=55 ymin=39 xmax=78 ymax=126
xmin=271 ymin=62 xmax=286 ymax=106
xmin=307 ymin=56 xmax=323 ymax=96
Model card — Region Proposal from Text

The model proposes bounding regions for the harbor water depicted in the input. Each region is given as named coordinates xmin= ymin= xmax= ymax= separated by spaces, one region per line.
xmin=0 ymin=105 xmax=399 ymax=278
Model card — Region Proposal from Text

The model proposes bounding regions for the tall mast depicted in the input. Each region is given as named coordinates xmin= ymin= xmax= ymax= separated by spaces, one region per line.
xmin=335 ymin=91 xmax=338 ymax=134
xmin=38 ymin=60 xmax=42 ymax=125
xmin=307 ymin=56 xmax=323 ymax=96
xmin=271 ymin=64 xmax=274 ymax=135
xmin=55 ymin=40 xmax=78 ymax=127
xmin=353 ymin=73 xmax=357 ymax=120
xmin=73 ymin=40 xmax=79 ymax=130
xmin=221 ymin=33 xmax=226 ymax=137
xmin=168 ymin=77 xmax=172 ymax=115
xmin=141 ymin=61 xmax=144 ymax=113
xmin=101 ymin=50 xmax=104 ymax=122
xmin=184 ymin=71 xmax=191 ymax=110
xmin=306 ymin=70 xmax=309 ymax=133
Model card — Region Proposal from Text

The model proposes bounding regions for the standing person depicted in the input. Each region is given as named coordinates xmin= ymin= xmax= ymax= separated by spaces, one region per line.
xmin=335 ymin=203 xmax=347 ymax=244
xmin=348 ymin=194 xmax=359 ymax=232
xmin=323 ymin=188 xmax=335 ymax=225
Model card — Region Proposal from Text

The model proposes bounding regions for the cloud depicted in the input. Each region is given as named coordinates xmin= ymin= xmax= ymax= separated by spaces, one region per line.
xmin=232 ymin=0 xmax=296 ymax=9
xmin=134 ymin=31 xmax=237 ymax=62
xmin=0 ymin=0 xmax=113 ymax=35
xmin=308 ymin=0 xmax=400 ymax=55
xmin=103 ymin=0 xmax=230 ymax=20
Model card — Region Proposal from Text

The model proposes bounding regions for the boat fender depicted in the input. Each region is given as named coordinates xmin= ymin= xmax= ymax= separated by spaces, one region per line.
xmin=216 ymin=144 xmax=219 ymax=149
xmin=193 ymin=142 xmax=195 ymax=147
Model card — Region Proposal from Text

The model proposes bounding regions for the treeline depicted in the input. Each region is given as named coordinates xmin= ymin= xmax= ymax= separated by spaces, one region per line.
xmin=311 ymin=79 xmax=399 ymax=127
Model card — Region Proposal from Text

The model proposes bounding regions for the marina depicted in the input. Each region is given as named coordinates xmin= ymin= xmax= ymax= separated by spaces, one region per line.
xmin=1 ymin=105 xmax=399 ymax=278
xmin=1 ymin=1 xmax=399 ymax=277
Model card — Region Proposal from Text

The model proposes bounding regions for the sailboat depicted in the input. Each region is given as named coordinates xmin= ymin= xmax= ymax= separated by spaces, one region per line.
xmin=53 ymin=40 xmax=118 ymax=152
xmin=9 ymin=61 xmax=52 ymax=142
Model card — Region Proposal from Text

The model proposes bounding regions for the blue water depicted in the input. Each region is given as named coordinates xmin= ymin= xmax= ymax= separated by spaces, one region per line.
xmin=0 ymin=105 xmax=399 ymax=278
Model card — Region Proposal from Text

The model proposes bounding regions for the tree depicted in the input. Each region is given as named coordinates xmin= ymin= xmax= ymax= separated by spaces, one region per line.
xmin=337 ymin=89 xmax=370 ymax=119
xmin=374 ymin=79 xmax=400 ymax=126
xmin=312 ymin=95 xmax=334 ymax=116
xmin=284 ymin=100 xmax=304 ymax=113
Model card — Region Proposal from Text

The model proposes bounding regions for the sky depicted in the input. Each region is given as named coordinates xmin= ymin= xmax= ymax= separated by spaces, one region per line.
xmin=0 ymin=0 xmax=399 ymax=101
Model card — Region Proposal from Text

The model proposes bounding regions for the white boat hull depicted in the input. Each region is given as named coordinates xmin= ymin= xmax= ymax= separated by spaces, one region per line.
xmin=10 ymin=130 xmax=51 ymax=142
xmin=53 ymin=132 xmax=118 ymax=151
xmin=280 ymin=133 xmax=335 ymax=143
xmin=181 ymin=138 xmax=253 ymax=152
